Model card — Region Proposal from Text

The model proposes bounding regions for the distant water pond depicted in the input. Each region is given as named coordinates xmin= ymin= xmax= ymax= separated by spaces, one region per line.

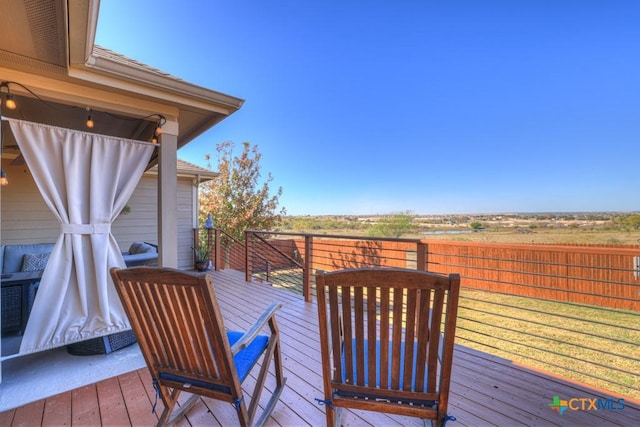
xmin=421 ymin=230 xmax=482 ymax=235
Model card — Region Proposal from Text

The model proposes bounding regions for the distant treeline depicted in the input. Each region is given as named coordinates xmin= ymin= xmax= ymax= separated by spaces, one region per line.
xmin=278 ymin=212 xmax=640 ymax=238
xmin=280 ymin=216 xmax=369 ymax=232
xmin=280 ymin=212 xmax=431 ymax=238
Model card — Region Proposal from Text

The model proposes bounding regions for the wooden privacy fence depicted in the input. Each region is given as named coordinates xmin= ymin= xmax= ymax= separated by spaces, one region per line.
xmin=242 ymin=233 xmax=639 ymax=311
xmin=206 ymin=230 xmax=639 ymax=311
xmin=423 ymin=241 xmax=640 ymax=311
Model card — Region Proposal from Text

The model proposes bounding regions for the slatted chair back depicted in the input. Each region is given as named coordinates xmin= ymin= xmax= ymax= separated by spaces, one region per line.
xmin=316 ymin=267 xmax=460 ymax=426
xmin=110 ymin=267 xmax=286 ymax=426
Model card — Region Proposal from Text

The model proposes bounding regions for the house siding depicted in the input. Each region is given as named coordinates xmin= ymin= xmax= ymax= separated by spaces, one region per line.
xmin=0 ymin=162 xmax=59 ymax=244
xmin=1 ymin=161 xmax=196 ymax=270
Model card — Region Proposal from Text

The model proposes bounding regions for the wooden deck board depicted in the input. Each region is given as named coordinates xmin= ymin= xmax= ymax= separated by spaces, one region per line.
xmin=96 ymin=377 xmax=130 ymax=426
xmin=42 ymin=391 xmax=71 ymax=427
xmin=71 ymin=383 xmax=101 ymax=425
xmin=13 ymin=398 xmax=44 ymax=426
xmin=117 ymin=370 xmax=159 ymax=426
xmin=1 ymin=269 xmax=639 ymax=426
xmin=451 ymin=346 xmax=638 ymax=426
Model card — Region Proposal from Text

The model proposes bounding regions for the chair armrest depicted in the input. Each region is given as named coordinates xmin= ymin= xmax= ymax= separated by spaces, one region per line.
xmin=230 ymin=302 xmax=282 ymax=355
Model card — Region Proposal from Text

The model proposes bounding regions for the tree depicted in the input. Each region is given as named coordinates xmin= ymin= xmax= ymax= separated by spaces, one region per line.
xmin=469 ymin=221 xmax=484 ymax=230
xmin=614 ymin=214 xmax=640 ymax=230
xmin=367 ymin=212 xmax=416 ymax=238
xmin=199 ymin=141 xmax=285 ymax=241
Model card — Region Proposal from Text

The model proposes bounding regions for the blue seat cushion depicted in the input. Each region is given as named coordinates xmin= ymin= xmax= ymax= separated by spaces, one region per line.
xmin=227 ymin=331 xmax=269 ymax=383
xmin=159 ymin=331 xmax=269 ymax=394
xmin=338 ymin=339 xmax=435 ymax=405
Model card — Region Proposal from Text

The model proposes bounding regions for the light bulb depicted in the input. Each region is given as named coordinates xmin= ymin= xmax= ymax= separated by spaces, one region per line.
xmin=5 ymin=94 xmax=16 ymax=110
xmin=86 ymin=110 xmax=94 ymax=128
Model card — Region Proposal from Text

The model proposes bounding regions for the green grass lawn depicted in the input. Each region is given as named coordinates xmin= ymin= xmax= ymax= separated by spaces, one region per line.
xmin=456 ymin=289 xmax=640 ymax=399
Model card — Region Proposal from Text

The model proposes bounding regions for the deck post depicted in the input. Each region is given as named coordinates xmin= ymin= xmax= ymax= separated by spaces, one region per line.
xmin=157 ymin=126 xmax=179 ymax=268
xmin=303 ymin=235 xmax=313 ymax=302
xmin=215 ymin=228 xmax=222 ymax=271
xmin=245 ymin=230 xmax=252 ymax=282
xmin=193 ymin=228 xmax=198 ymax=266
xmin=417 ymin=242 xmax=428 ymax=271
xmin=207 ymin=228 xmax=214 ymax=268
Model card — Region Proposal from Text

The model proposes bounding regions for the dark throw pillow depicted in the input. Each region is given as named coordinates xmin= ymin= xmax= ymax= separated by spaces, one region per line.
xmin=21 ymin=252 xmax=51 ymax=272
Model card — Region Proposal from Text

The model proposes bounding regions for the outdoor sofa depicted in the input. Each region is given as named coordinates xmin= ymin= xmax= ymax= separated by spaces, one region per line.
xmin=0 ymin=241 xmax=157 ymax=335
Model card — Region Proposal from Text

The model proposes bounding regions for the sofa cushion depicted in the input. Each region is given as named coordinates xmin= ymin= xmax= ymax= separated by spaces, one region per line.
xmin=128 ymin=242 xmax=156 ymax=255
xmin=21 ymin=252 xmax=51 ymax=272
xmin=122 ymin=242 xmax=158 ymax=267
xmin=2 ymin=243 xmax=55 ymax=273
xmin=123 ymin=252 xmax=158 ymax=267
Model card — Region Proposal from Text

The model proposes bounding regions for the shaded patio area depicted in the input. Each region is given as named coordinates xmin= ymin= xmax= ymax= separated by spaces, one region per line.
xmin=1 ymin=269 xmax=638 ymax=426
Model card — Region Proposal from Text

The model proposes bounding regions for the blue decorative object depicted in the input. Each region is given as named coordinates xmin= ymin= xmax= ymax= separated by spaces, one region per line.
xmin=204 ymin=213 xmax=214 ymax=229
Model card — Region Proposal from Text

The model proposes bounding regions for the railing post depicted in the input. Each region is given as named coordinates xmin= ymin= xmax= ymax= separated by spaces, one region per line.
xmin=206 ymin=228 xmax=213 ymax=268
xmin=193 ymin=228 xmax=199 ymax=267
xmin=266 ymin=261 xmax=271 ymax=282
xmin=245 ymin=230 xmax=252 ymax=282
xmin=214 ymin=228 xmax=222 ymax=271
xmin=417 ymin=242 xmax=428 ymax=272
xmin=303 ymin=235 xmax=313 ymax=302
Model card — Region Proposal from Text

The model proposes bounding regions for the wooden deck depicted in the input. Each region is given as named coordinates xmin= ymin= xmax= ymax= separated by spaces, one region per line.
xmin=1 ymin=269 xmax=638 ymax=426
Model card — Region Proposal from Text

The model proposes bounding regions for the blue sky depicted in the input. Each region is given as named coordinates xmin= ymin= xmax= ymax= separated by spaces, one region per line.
xmin=96 ymin=1 xmax=640 ymax=216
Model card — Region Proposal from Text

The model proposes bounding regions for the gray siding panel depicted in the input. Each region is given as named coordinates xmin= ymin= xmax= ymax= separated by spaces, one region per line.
xmin=1 ymin=162 xmax=196 ymax=270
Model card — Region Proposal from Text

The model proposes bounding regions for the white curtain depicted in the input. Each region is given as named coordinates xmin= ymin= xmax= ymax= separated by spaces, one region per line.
xmin=6 ymin=119 xmax=155 ymax=354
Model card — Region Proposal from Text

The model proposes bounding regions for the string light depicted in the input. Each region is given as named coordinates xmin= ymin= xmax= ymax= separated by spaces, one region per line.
xmin=86 ymin=108 xmax=94 ymax=128
xmin=0 ymin=81 xmax=166 ymax=140
xmin=0 ymin=82 xmax=17 ymax=110
xmin=148 ymin=115 xmax=166 ymax=143
xmin=5 ymin=93 xmax=16 ymax=110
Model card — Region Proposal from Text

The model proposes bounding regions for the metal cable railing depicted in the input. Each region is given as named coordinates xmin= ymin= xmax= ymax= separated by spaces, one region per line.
xmin=194 ymin=228 xmax=246 ymax=272
xmin=246 ymin=232 xmax=304 ymax=290
xmin=239 ymin=231 xmax=640 ymax=400
xmin=428 ymin=244 xmax=639 ymax=399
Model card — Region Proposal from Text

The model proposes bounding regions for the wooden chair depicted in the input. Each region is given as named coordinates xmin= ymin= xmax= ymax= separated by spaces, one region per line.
xmin=110 ymin=267 xmax=286 ymax=426
xmin=316 ymin=267 xmax=460 ymax=427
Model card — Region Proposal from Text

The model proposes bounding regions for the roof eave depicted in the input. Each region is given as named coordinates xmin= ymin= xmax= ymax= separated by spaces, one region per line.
xmin=66 ymin=0 xmax=245 ymax=129
xmin=67 ymin=52 xmax=244 ymax=116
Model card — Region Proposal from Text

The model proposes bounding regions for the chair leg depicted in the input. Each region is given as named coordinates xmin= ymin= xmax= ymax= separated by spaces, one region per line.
xmin=254 ymin=380 xmax=287 ymax=427
xmin=235 ymin=396 xmax=252 ymax=427
xmin=154 ymin=382 xmax=202 ymax=427
xmin=273 ymin=330 xmax=285 ymax=386
xmin=250 ymin=337 xmax=288 ymax=427
xmin=156 ymin=386 xmax=180 ymax=426
xmin=324 ymin=403 xmax=334 ymax=427
xmin=247 ymin=339 xmax=274 ymax=421
xmin=161 ymin=395 xmax=200 ymax=426
xmin=326 ymin=406 xmax=342 ymax=427
xmin=322 ymin=399 xmax=343 ymax=427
